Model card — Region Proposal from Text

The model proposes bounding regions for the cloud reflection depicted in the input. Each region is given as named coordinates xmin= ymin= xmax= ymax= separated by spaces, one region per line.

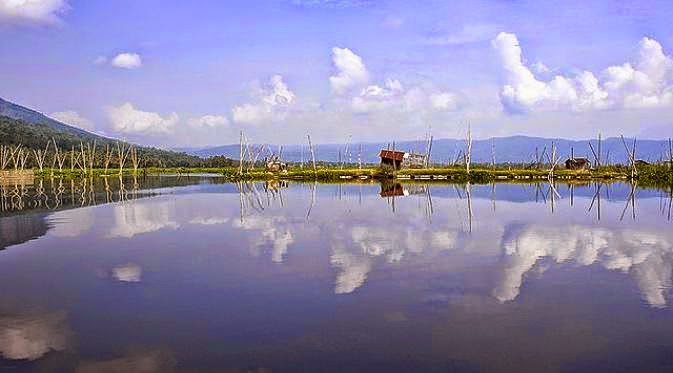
xmin=112 ymin=263 xmax=143 ymax=283
xmin=75 ymin=348 xmax=176 ymax=373
xmin=494 ymin=224 xmax=673 ymax=307
xmin=232 ymin=215 xmax=295 ymax=263
xmin=0 ymin=311 xmax=71 ymax=360
xmin=108 ymin=200 xmax=179 ymax=238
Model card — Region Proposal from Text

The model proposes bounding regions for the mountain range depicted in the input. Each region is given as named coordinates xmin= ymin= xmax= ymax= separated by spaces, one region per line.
xmin=2 ymin=97 xmax=671 ymax=165
xmin=177 ymin=136 xmax=672 ymax=165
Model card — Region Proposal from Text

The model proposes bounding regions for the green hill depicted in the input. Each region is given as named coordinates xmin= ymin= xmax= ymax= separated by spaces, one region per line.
xmin=0 ymin=98 xmax=232 ymax=168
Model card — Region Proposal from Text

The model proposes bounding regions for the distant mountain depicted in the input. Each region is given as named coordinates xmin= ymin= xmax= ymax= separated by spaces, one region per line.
xmin=180 ymin=136 xmax=673 ymax=165
xmin=0 ymin=97 xmax=206 ymax=167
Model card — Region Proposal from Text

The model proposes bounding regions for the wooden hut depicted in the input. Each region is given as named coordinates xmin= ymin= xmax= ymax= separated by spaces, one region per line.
xmin=379 ymin=150 xmax=405 ymax=169
xmin=565 ymin=157 xmax=591 ymax=170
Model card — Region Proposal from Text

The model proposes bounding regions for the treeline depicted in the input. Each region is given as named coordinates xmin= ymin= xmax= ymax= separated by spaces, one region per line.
xmin=0 ymin=116 xmax=235 ymax=168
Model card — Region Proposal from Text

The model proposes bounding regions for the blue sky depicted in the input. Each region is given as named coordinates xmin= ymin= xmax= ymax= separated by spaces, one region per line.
xmin=1 ymin=0 xmax=672 ymax=147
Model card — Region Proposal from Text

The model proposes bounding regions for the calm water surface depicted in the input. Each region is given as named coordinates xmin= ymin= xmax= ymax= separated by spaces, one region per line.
xmin=0 ymin=177 xmax=672 ymax=372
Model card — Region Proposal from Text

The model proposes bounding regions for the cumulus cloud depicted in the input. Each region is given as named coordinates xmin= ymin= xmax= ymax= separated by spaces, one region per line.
xmin=188 ymin=115 xmax=229 ymax=128
xmin=0 ymin=0 xmax=68 ymax=25
xmin=494 ymin=223 xmax=673 ymax=308
xmin=107 ymin=103 xmax=179 ymax=134
xmin=50 ymin=110 xmax=94 ymax=131
xmin=329 ymin=47 xmax=369 ymax=94
xmin=331 ymin=48 xmax=459 ymax=114
xmin=110 ymin=53 xmax=142 ymax=69
xmin=351 ymin=78 xmax=459 ymax=114
xmin=232 ymin=75 xmax=296 ymax=125
xmin=492 ymin=32 xmax=673 ymax=113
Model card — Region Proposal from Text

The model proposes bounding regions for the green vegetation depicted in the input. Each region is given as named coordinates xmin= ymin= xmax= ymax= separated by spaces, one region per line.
xmin=29 ymin=163 xmax=673 ymax=187
xmin=0 ymin=115 xmax=218 ymax=167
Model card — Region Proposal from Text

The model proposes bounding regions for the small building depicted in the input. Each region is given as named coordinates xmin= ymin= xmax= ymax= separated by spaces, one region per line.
xmin=265 ymin=156 xmax=287 ymax=172
xmin=565 ymin=157 xmax=591 ymax=170
xmin=379 ymin=149 xmax=428 ymax=169
xmin=379 ymin=150 xmax=405 ymax=169
xmin=403 ymin=152 xmax=427 ymax=168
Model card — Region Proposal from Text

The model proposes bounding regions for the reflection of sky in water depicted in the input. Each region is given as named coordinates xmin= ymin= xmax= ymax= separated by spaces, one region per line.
xmin=0 ymin=180 xmax=672 ymax=372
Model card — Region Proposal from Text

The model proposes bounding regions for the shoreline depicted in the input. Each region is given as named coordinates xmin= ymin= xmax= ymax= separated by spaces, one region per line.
xmin=16 ymin=165 xmax=672 ymax=187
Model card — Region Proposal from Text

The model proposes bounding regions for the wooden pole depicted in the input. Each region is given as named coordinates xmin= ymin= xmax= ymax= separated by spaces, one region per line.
xmin=491 ymin=138 xmax=496 ymax=170
xmin=465 ymin=124 xmax=472 ymax=174
xmin=597 ymin=132 xmax=602 ymax=168
xmin=426 ymin=135 xmax=433 ymax=168
xmin=358 ymin=144 xmax=362 ymax=170
xmin=669 ymin=137 xmax=672 ymax=170
xmin=620 ymin=135 xmax=637 ymax=179
xmin=307 ymin=134 xmax=316 ymax=175
xmin=239 ymin=130 xmax=243 ymax=176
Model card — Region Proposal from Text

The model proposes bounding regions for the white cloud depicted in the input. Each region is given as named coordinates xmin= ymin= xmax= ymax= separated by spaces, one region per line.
xmin=492 ymin=32 xmax=673 ymax=113
xmin=50 ymin=110 xmax=94 ymax=131
xmin=429 ymin=92 xmax=459 ymax=110
xmin=107 ymin=103 xmax=178 ymax=134
xmin=0 ymin=0 xmax=68 ymax=25
xmin=110 ymin=52 xmax=142 ymax=69
xmin=351 ymin=78 xmax=459 ymax=114
xmin=531 ymin=61 xmax=551 ymax=75
xmin=329 ymin=47 xmax=369 ymax=94
xmin=188 ymin=115 xmax=230 ymax=128
xmin=232 ymin=75 xmax=296 ymax=124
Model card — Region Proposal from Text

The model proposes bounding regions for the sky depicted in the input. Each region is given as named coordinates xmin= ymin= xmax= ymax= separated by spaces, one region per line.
xmin=1 ymin=0 xmax=673 ymax=148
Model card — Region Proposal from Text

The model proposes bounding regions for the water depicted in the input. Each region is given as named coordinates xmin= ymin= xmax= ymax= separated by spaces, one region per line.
xmin=0 ymin=177 xmax=672 ymax=372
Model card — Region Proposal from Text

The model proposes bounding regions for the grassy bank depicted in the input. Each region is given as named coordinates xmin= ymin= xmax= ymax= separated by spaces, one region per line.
xmin=28 ymin=164 xmax=673 ymax=186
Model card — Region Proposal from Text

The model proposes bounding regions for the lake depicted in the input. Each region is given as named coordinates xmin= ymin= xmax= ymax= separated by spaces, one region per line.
xmin=0 ymin=176 xmax=672 ymax=372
